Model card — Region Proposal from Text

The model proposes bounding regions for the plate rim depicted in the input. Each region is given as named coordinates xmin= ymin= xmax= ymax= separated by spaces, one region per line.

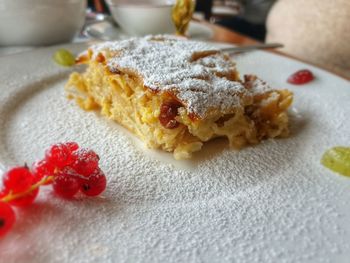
xmin=0 ymin=38 xmax=350 ymax=262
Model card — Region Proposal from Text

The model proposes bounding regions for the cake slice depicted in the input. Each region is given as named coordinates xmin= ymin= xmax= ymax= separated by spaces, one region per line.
xmin=65 ymin=35 xmax=293 ymax=159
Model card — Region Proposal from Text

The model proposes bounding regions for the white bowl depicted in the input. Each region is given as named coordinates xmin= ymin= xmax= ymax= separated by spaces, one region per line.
xmin=0 ymin=0 xmax=86 ymax=46
xmin=106 ymin=0 xmax=177 ymax=36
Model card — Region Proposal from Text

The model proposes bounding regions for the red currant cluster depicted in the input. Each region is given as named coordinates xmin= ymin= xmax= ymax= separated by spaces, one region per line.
xmin=0 ymin=142 xmax=106 ymax=238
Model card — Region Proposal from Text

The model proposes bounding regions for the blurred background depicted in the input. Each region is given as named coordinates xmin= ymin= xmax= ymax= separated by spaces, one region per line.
xmin=0 ymin=0 xmax=348 ymax=78
xmin=85 ymin=0 xmax=349 ymax=78
xmin=88 ymin=0 xmax=274 ymax=41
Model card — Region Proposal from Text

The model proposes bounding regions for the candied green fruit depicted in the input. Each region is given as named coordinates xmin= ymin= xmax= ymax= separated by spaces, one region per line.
xmin=53 ymin=49 xmax=75 ymax=67
xmin=321 ymin=147 xmax=350 ymax=177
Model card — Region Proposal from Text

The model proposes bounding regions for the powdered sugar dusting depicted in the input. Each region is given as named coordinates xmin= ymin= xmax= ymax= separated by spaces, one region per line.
xmin=88 ymin=35 xmax=262 ymax=117
xmin=247 ymin=76 xmax=275 ymax=94
xmin=0 ymin=43 xmax=350 ymax=263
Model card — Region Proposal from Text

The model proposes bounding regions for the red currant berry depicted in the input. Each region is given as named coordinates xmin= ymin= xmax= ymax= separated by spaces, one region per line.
xmin=45 ymin=142 xmax=79 ymax=168
xmin=65 ymin=142 xmax=79 ymax=152
xmin=159 ymin=101 xmax=182 ymax=129
xmin=287 ymin=69 xmax=314 ymax=85
xmin=32 ymin=159 xmax=55 ymax=184
xmin=0 ymin=201 xmax=16 ymax=237
xmin=0 ymin=190 xmax=6 ymax=198
xmin=2 ymin=166 xmax=39 ymax=207
xmin=3 ymin=166 xmax=33 ymax=193
xmin=79 ymin=168 xmax=106 ymax=196
xmin=53 ymin=169 xmax=80 ymax=198
xmin=72 ymin=149 xmax=99 ymax=177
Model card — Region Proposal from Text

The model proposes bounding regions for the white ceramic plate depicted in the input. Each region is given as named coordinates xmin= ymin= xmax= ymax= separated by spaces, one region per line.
xmin=84 ymin=20 xmax=214 ymax=41
xmin=0 ymin=42 xmax=350 ymax=263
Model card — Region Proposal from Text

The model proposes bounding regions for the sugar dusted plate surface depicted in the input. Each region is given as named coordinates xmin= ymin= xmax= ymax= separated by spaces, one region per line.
xmin=0 ymin=42 xmax=350 ymax=263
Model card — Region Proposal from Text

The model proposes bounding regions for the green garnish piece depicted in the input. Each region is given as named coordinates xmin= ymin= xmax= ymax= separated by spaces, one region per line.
xmin=53 ymin=49 xmax=75 ymax=67
xmin=321 ymin=147 xmax=350 ymax=177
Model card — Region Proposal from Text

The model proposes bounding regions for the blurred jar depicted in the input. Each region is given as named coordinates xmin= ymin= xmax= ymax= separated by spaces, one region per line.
xmin=0 ymin=0 xmax=86 ymax=46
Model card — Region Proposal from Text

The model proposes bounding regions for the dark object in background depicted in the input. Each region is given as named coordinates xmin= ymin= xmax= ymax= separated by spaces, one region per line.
xmin=88 ymin=0 xmax=109 ymax=13
xmin=195 ymin=0 xmax=213 ymax=20
xmin=217 ymin=16 xmax=266 ymax=41
xmin=216 ymin=0 xmax=276 ymax=41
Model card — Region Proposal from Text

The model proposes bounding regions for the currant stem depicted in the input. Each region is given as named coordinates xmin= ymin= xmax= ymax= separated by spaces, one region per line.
xmin=1 ymin=176 xmax=54 ymax=203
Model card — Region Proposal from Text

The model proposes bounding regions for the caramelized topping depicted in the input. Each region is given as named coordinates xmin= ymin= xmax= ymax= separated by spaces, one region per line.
xmin=95 ymin=53 xmax=105 ymax=63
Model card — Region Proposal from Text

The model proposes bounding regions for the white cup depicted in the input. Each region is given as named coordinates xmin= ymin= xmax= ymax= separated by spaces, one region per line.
xmin=0 ymin=0 xmax=86 ymax=46
xmin=106 ymin=0 xmax=177 ymax=36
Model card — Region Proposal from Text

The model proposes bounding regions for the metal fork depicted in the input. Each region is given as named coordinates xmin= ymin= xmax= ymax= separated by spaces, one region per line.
xmin=220 ymin=43 xmax=283 ymax=53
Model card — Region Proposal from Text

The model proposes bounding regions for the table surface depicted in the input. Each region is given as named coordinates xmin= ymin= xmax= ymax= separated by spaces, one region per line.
xmin=206 ymin=21 xmax=257 ymax=45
